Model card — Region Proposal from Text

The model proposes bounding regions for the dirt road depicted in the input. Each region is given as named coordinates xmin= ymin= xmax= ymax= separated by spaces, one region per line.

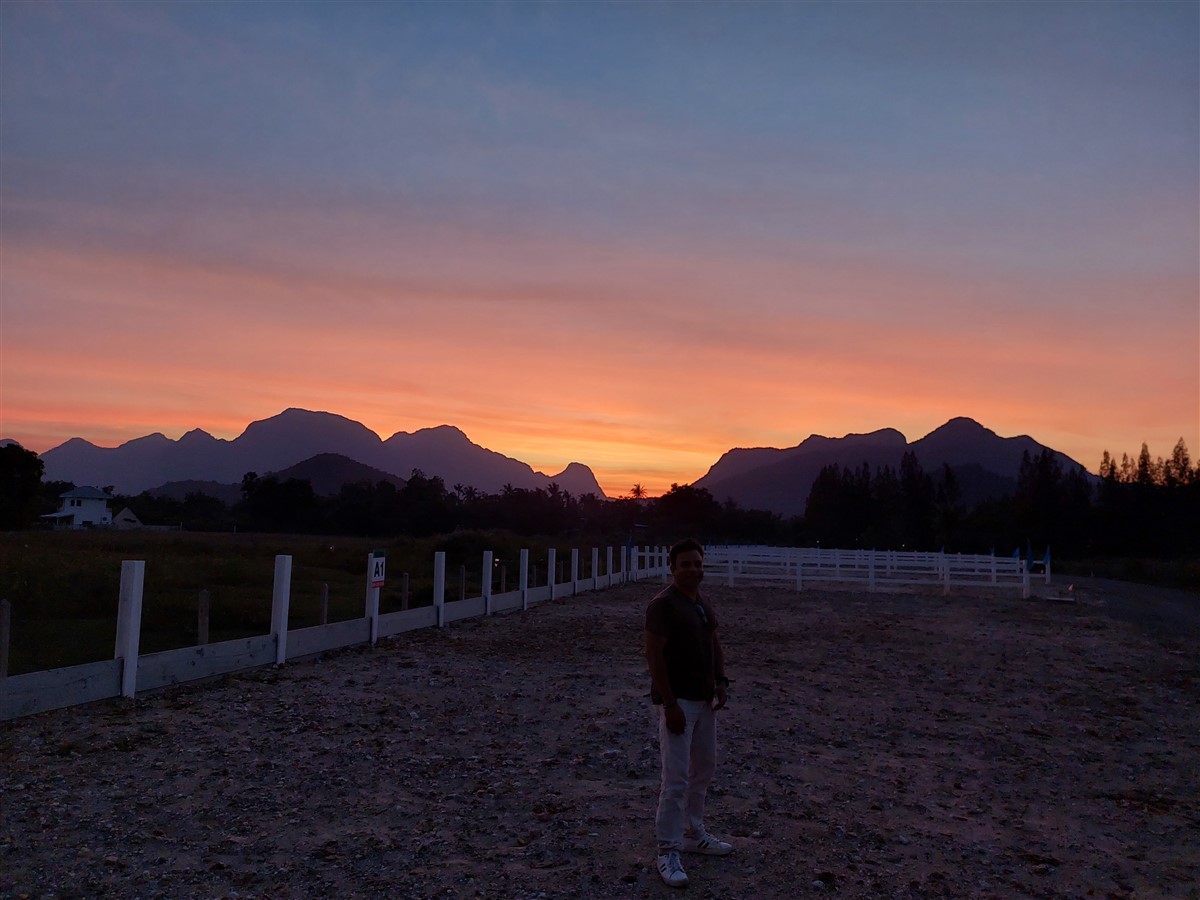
xmin=2 ymin=578 xmax=1197 ymax=898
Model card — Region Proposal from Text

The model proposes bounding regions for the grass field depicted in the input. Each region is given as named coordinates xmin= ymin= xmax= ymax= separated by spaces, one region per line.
xmin=5 ymin=530 xmax=1193 ymax=676
xmin=1058 ymin=554 xmax=1200 ymax=590
xmin=0 ymin=530 xmax=580 ymax=675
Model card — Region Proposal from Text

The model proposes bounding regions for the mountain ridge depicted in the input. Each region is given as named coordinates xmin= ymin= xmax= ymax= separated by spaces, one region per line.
xmin=694 ymin=418 xmax=1094 ymax=516
xmin=38 ymin=409 xmax=605 ymax=498
xmin=33 ymin=411 xmax=1093 ymax=513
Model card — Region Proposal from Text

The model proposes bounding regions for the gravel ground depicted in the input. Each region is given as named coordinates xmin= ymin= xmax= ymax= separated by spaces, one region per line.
xmin=2 ymin=578 xmax=1198 ymax=899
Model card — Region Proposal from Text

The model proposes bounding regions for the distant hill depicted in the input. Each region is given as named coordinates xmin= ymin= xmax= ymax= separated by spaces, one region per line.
xmin=39 ymin=408 xmax=606 ymax=498
xmin=695 ymin=429 xmax=909 ymax=518
xmin=149 ymin=454 xmax=408 ymax=503
xmin=271 ymin=453 xmax=408 ymax=496
xmin=694 ymin=417 xmax=1094 ymax=517
xmin=148 ymin=480 xmax=244 ymax=505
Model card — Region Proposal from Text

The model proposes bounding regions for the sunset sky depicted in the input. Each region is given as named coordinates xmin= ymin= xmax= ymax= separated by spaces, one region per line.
xmin=2 ymin=1 xmax=1197 ymax=497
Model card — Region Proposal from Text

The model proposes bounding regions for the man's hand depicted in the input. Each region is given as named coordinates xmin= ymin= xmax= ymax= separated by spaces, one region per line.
xmin=664 ymin=703 xmax=686 ymax=735
xmin=713 ymin=684 xmax=728 ymax=711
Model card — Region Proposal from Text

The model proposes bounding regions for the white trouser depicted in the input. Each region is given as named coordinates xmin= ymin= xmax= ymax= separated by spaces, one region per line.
xmin=655 ymin=698 xmax=717 ymax=851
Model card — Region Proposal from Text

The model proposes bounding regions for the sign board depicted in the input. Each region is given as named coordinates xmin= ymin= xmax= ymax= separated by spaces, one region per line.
xmin=369 ymin=551 xmax=387 ymax=588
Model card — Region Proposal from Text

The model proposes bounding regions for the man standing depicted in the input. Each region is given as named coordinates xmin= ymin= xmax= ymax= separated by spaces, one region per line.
xmin=645 ymin=538 xmax=733 ymax=888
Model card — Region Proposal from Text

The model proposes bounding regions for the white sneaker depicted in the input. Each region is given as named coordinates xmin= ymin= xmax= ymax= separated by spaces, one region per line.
xmin=682 ymin=831 xmax=733 ymax=855
xmin=657 ymin=850 xmax=688 ymax=887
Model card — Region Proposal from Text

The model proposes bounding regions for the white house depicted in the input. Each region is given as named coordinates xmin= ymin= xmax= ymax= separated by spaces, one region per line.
xmin=42 ymin=486 xmax=113 ymax=529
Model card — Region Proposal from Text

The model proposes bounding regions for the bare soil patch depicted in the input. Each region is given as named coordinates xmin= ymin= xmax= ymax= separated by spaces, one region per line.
xmin=2 ymin=579 xmax=1198 ymax=899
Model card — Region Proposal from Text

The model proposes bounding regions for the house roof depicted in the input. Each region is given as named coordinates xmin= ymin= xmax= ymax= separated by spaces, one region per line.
xmin=60 ymin=486 xmax=111 ymax=500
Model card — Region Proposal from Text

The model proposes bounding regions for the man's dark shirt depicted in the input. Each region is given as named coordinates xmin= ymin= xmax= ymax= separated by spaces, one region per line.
xmin=646 ymin=584 xmax=719 ymax=703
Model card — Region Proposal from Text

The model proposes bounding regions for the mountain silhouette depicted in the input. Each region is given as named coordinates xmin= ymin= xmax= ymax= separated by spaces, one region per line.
xmin=271 ymin=453 xmax=408 ymax=496
xmin=147 ymin=480 xmax=244 ymax=505
xmin=694 ymin=418 xmax=1093 ymax=516
xmin=694 ymin=429 xmax=910 ymax=517
xmin=36 ymin=411 xmax=1091 ymax=514
xmin=910 ymin=416 xmax=1079 ymax=473
xmin=146 ymin=455 xmax=407 ymax=504
xmin=39 ymin=409 xmax=605 ymax=498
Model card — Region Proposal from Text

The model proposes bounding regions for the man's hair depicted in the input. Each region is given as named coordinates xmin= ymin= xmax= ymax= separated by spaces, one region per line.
xmin=668 ymin=538 xmax=704 ymax=565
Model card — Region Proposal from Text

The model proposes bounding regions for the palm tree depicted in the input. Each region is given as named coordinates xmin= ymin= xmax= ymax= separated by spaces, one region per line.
xmin=630 ymin=483 xmax=647 ymax=500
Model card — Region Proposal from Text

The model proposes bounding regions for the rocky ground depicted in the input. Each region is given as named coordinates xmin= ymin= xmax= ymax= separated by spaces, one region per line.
xmin=2 ymin=577 xmax=1198 ymax=899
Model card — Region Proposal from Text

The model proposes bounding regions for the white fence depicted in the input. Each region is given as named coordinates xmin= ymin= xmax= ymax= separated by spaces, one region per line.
xmin=1 ymin=545 xmax=671 ymax=722
xmin=0 ymin=543 xmax=1048 ymax=722
xmin=703 ymin=545 xmax=1047 ymax=597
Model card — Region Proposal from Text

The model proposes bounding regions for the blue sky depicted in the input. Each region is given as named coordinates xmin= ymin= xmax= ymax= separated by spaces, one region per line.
xmin=2 ymin=1 xmax=1197 ymax=494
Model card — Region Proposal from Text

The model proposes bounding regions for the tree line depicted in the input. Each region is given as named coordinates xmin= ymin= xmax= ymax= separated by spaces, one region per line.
xmin=2 ymin=439 xmax=1197 ymax=563
xmin=798 ymin=445 xmax=1198 ymax=559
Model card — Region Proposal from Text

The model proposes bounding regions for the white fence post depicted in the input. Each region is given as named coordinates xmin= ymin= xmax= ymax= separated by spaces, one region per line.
xmin=0 ymin=598 xmax=8 ymax=720
xmin=547 ymin=548 xmax=557 ymax=601
xmin=571 ymin=549 xmax=580 ymax=596
xmin=620 ymin=546 xmax=628 ymax=583
xmin=271 ymin=555 xmax=293 ymax=664
xmin=434 ymin=552 xmax=446 ymax=627
xmin=520 ymin=549 xmax=530 ymax=610
xmin=115 ymin=560 xmax=145 ymax=698
xmin=482 ymin=550 xmax=494 ymax=615
xmin=198 ymin=589 xmax=211 ymax=646
xmin=364 ymin=552 xmax=381 ymax=646
xmin=591 ymin=548 xmax=599 ymax=591
xmin=0 ymin=598 xmax=9 ymax=682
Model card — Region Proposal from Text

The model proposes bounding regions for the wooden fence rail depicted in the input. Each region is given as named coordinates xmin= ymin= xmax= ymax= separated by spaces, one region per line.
xmin=0 ymin=543 xmax=1048 ymax=721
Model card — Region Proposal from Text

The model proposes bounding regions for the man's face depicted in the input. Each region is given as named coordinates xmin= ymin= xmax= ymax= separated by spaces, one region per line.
xmin=670 ymin=549 xmax=704 ymax=594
